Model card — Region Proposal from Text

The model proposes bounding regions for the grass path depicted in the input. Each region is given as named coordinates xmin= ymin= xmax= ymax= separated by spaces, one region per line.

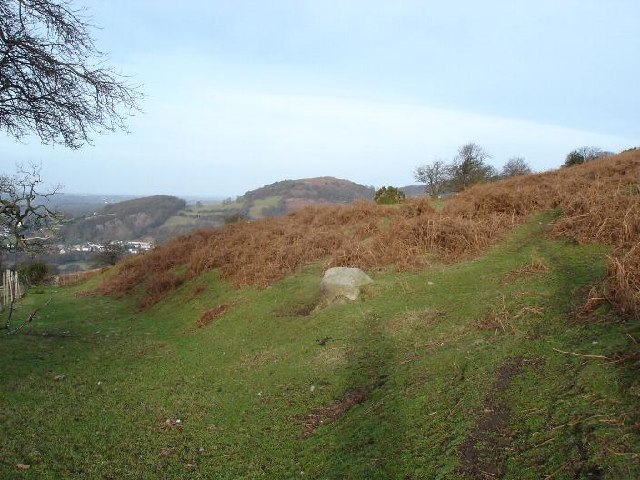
xmin=1 ymin=213 xmax=638 ymax=479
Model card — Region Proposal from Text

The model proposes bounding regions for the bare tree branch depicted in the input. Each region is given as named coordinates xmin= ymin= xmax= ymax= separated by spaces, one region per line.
xmin=449 ymin=142 xmax=493 ymax=191
xmin=414 ymin=159 xmax=449 ymax=197
xmin=1 ymin=162 xmax=62 ymax=253
xmin=3 ymin=297 xmax=52 ymax=335
xmin=502 ymin=157 xmax=532 ymax=178
xmin=0 ymin=0 xmax=142 ymax=148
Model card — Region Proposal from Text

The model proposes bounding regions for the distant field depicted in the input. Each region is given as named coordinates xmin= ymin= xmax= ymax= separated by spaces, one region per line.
xmin=249 ymin=196 xmax=282 ymax=218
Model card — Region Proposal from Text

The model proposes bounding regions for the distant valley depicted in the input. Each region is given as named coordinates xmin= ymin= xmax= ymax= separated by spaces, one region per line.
xmin=61 ymin=177 xmax=425 ymax=245
xmin=37 ymin=177 xmax=423 ymax=273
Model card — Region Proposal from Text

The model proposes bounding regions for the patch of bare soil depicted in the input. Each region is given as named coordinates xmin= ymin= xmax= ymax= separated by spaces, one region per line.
xmin=274 ymin=299 xmax=319 ymax=318
xmin=294 ymin=302 xmax=317 ymax=317
xmin=196 ymin=304 xmax=230 ymax=328
xmin=22 ymin=330 xmax=73 ymax=338
xmin=458 ymin=357 xmax=534 ymax=479
xmin=298 ymin=377 xmax=386 ymax=438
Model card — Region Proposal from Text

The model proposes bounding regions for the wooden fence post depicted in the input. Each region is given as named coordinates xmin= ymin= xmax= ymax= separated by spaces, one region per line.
xmin=1 ymin=270 xmax=23 ymax=309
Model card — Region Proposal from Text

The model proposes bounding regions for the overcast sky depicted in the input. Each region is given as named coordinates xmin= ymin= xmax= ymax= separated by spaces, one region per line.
xmin=2 ymin=0 xmax=639 ymax=197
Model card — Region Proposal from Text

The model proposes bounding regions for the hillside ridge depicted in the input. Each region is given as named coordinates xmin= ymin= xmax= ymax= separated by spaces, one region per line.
xmin=62 ymin=195 xmax=186 ymax=244
xmin=99 ymin=151 xmax=640 ymax=318
xmin=237 ymin=175 xmax=375 ymax=217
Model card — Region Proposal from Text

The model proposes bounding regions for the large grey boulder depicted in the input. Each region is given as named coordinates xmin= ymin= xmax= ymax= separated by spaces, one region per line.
xmin=320 ymin=267 xmax=373 ymax=304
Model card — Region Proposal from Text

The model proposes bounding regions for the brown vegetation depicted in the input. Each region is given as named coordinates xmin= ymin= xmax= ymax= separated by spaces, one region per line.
xmin=605 ymin=245 xmax=640 ymax=318
xmin=501 ymin=256 xmax=549 ymax=284
xmin=55 ymin=268 xmax=105 ymax=287
xmin=98 ymin=151 xmax=640 ymax=314
xmin=196 ymin=304 xmax=230 ymax=328
xmin=298 ymin=375 xmax=387 ymax=439
xmin=298 ymin=386 xmax=369 ymax=439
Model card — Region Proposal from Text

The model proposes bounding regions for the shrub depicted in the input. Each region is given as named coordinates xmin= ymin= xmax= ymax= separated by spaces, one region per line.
xmin=564 ymin=150 xmax=585 ymax=167
xmin=18 ymin=262 xmax=51 ymax=286
xmin=138 ymin=271 xmax=184 ymax=309
xmin=374 ymin=186 xmax=406 ymax=205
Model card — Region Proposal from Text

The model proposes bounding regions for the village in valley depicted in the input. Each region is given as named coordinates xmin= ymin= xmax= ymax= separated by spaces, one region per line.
xmin=57 ymin=240 xmax=153 ymax=256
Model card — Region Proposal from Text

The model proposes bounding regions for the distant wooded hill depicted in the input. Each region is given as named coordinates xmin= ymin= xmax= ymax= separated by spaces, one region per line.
xmin=237 ymin=176 xmax=375 ymax=217
xmin=400 ymin=185 xmax=426 ymax=197
xmin=62 ymin=195 xmax=186 ymax=243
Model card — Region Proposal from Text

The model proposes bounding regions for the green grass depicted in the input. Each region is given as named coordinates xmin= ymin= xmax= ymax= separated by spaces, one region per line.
xmin=249 ymin=196 xmax=282 ymax=218
xmin=184 ymin=202 xmax=244 ymax=214
xmin=163 ymin=202 xmax=246 ymax=228
xmin=162 ymin=214 xmax=200 ymax=227
xmin=1 ymin=213 xmax=638 ymax=479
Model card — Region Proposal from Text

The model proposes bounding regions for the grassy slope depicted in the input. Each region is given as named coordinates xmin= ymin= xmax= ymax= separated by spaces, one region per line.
xmin=249 ymin=196 xmax=282 ymax=219
xmin=1 ymin=214 xmax=639 ymax=479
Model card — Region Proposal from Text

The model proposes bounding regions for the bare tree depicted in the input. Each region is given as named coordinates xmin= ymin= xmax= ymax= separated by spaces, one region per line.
xmin=564 ymin=146 xmax=613 ymax=167
xmin=0 ymin=0 xmax=141 ymax=148
xmin=1 ymin=164 xmax=61 ymax=253
xmin=1 ymin=164 xmax=61 ymax=334
xmin=576 ymin=146 xmax=613 ymax=162
xmin=502 ymin=157 xmax=532 ymax=178
xmin=449 ymin=142 xmax=493 ymax=191
xmin=414 ymin=159 xmax=449 ymax=197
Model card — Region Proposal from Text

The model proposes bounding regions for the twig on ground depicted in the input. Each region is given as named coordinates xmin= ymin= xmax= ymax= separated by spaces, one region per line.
xmin=7 ymin=299 xmax=52 ymax=335
xmin=552 ymin=347 xmax=607 ymax=359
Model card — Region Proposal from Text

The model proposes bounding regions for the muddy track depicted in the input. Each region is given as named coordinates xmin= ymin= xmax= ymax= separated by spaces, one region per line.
xmin=458 ymin=357 xmax=535 ymax=479
xmin=298 ymin=376 xmax=387 ymax=439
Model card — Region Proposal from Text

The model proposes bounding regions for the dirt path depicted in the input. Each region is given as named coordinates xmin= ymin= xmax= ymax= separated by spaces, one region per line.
xmin=458 ymin=357 xmax=534 ymax=479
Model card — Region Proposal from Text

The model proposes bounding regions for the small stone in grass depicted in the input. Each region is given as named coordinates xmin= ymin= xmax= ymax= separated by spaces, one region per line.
xmin=16 ymin=464 xmax=30 ymax=470
xmin=164 ymin=418 xmax=183 ymax=427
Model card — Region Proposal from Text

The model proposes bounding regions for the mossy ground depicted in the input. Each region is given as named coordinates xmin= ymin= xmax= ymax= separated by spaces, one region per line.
xmin=1 ymin=213 xmax=638 ymax=479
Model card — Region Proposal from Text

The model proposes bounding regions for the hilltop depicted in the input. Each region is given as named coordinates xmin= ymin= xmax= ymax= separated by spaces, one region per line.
xmin=161 ymin=176 xmax=376 ymax=239
xmin=237 ymin=176 xmax=375 ymax=217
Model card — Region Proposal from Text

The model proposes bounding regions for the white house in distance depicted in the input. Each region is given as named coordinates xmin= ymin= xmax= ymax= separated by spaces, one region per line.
xmin=122 ymin=241 xmax=153 ymax=253
xmin=63 ymin=240 xmax=153 ymax=255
